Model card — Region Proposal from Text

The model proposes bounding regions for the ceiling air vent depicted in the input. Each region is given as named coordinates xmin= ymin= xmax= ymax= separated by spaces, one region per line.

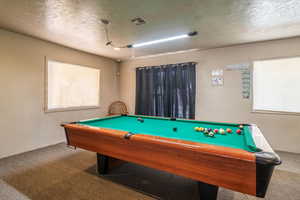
xmin=131 ymin=17 xmax=146 ymax=25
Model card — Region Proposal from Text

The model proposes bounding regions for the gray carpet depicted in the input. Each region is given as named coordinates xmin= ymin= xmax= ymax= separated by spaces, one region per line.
xmin=0 ymin=143 xmax=299 ymax=200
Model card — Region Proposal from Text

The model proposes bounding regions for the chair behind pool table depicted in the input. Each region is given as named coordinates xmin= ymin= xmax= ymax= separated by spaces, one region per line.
xmin=107 ymin=101 xmax=128 ymax=116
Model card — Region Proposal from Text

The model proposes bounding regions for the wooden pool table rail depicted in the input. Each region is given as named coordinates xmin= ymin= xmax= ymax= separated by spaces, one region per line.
xmin=62 ymin=122 xmax=258 ymax=196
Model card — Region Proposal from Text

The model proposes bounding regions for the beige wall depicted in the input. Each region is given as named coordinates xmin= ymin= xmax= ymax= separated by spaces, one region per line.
xmin=120 ymin=37 xmax=300 ymax=153
xmin=0 ymin=29 xmax=120 ymax=159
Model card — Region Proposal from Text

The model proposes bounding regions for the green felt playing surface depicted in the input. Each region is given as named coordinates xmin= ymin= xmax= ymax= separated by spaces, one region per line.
xmin=78 ymin=115 xmax=259 ymax=152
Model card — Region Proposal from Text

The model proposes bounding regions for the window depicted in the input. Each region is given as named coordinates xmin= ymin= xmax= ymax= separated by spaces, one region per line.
xmin=253 ymin=57 xmax=300 ymax=113
xmin=45 ymin=60 xmax=100 ymax=112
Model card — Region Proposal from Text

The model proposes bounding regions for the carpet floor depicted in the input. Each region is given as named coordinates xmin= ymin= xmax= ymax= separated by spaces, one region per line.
xmin=0 ymin=143 xmax=299 ymax=200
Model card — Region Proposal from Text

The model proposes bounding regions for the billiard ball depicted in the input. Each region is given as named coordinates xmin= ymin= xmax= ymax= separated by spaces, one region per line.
xmin=208 ymin=132 xmax=215 ymax=137
xmin=137 ymin=118 xmax=144 ymax=123
xmin=194 ymin=127 xmax=199 ymax=131
xmin=214 ymin=129 xmax=219 ymax=133
xmin=219 ymin=128 xmax=225 ymax=134
xmin=239 ymin=125 xmax=244 ymax=129
xmin=207 ymin=128 xmax=212 ymax=132
xmin=204 ymin=128 xmax=208 ymax=132
xmin=226 ymin=128 xmax=232 ymax=133
xmin=236 ymin=129 xmax=242 ymax=134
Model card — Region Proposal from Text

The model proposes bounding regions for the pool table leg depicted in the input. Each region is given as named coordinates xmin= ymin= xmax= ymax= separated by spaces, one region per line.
xmin=198 ymin=181 xmax=219 ymax=200
xmin=97 ymin=153 xmax=109 ymax=175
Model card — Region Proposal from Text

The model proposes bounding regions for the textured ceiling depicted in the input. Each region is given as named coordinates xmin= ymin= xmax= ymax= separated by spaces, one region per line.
xmin=1 ymin=0 xmax=300 ymax=60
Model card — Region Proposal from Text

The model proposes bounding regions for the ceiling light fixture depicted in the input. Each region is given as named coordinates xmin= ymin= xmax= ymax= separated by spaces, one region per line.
xmin=101 ymin=19 xmax=130 ymax=50
xmin=127 ymin=31 xmax=197 ymax=48
xmin=100 ymin=19 xmax=198 ymax=50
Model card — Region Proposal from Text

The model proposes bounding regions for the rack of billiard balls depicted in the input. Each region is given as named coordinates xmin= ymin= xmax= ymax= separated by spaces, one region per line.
xmin=194 ymin=125 xmax=244 ymax=137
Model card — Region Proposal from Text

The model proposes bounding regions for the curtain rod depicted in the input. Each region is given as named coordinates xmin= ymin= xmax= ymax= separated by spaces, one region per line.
xmin=136 ymin=62 xmax=198 ymax=69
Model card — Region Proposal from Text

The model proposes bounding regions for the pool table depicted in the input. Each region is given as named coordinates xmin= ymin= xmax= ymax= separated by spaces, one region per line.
xmin=62 ymin=114 xmax=281 ymax=200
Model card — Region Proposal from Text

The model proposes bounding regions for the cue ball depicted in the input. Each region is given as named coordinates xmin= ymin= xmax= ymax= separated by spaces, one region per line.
xmin=219 ymin=128 xmax=225 ymax=134
xmin=239 ymin=125 xmax=244 ymax=129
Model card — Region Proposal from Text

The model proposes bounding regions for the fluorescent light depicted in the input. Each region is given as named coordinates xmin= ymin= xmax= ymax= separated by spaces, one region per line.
xmin=132 ymin=34 xmax=189 ymax=48
xmin=113 ymin=47 xmax=121 ymax=51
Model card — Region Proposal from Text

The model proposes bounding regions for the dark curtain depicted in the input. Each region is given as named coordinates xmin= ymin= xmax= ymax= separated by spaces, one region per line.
xmin=135 ymin=62 xmax=196 ymax=119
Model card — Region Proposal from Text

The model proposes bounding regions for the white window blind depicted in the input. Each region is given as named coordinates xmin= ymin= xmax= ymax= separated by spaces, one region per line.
xmin=253 ymin=57 xmax=300 ymax=113
xmin=46 ymin=60 xmax=100 ymax=112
